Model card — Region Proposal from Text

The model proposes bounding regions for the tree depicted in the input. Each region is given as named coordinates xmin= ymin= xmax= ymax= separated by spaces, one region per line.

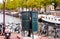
xmin=41 ymin=0 xmax=51 ymax=11
xmin=0 ymin=3 xmax=2 ymax=10
xmin=51 ymin=0 xmax=60 ymax=9
xmin=6 ymin=0 xmax=20 ymax=10
xmin=5 ymin=0 xmax=60 ymax=11
xmin=26 ymin=0 xmax=39 ymax=11
xmin=56 ymin=0 xmax=60 ymax=4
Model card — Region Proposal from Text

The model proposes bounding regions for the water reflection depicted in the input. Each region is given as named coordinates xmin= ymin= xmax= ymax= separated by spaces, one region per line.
xmin=0 ymin=13 xmax=21 ymax=33
xmin=0 ymin=13 xmax=21 ymax=23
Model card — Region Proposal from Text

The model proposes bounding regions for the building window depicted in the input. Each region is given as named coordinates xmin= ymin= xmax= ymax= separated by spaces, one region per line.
xmin=49 ymin=17 xmax=50 ymax=20
xmin=58 ymin=19 xmax=60 ymax=21
xmin=46 ymin=17 xmax=47 ymax=19
xmin=52 ymin=18 xmax=53 ymax=20
xmin=55 ymin=19 xmax=56 ymax=21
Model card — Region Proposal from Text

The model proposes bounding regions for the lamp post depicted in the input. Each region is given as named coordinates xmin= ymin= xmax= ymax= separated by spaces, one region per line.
xmin=3 ymin=0 xmax=5 ymax=35
xmin=2 ymin=0 xmax=13 ymax=35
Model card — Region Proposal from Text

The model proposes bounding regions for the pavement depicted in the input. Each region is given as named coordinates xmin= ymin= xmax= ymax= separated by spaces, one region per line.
xmin=0 ymin=33 xmax=23 ymax=39
xmin=0 ymin=34 xmax=54 ymax=39
xmin=23 ymin=35 xmax=54 ymax=39
xmin=0 ymin=36 xmax=5 ymax=39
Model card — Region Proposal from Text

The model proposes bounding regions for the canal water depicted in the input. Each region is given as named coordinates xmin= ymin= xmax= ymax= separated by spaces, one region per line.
xmin=0 ymin=13 xmax=21 ymax=33
xmin=0 ymin=13 xmax=21 ymax=24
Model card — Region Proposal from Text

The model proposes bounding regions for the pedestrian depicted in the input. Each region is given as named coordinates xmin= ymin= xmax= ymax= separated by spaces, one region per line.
xmin=5 ymin=28 xmax=11 ymax=39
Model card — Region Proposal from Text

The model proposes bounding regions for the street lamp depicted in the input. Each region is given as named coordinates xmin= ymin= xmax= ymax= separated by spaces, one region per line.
xmin=2 ymin=0 xmax=13 ymax=35
xmin=2 ymin=0 xmax=6 ymax=35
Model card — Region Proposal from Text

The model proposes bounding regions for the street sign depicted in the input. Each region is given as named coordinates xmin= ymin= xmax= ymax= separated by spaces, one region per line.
xmin=21 ymin=11 xmax=38 ymax=32
xmin=21 ymin=11 xmax=30 ymax=31
xmin=31 ymin=11 xmax=38 ymax=32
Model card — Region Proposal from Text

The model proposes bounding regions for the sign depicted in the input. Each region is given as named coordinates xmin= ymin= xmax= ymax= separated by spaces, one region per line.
xmin=31 ymin=12 xmax=38 ymax=32
xmin=21 ymin=11 xmax=30 ymax=31
xmin=21 ymin=11 xmax=38 ymax=32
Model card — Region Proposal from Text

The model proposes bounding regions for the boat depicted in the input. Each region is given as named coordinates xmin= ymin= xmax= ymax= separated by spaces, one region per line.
xmin=38 ymin=11 xmax=60 ymax=25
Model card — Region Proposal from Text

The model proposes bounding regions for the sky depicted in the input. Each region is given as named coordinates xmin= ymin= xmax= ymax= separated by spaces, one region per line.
xmin=0 ymin=0 xmax=2 ymax=3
